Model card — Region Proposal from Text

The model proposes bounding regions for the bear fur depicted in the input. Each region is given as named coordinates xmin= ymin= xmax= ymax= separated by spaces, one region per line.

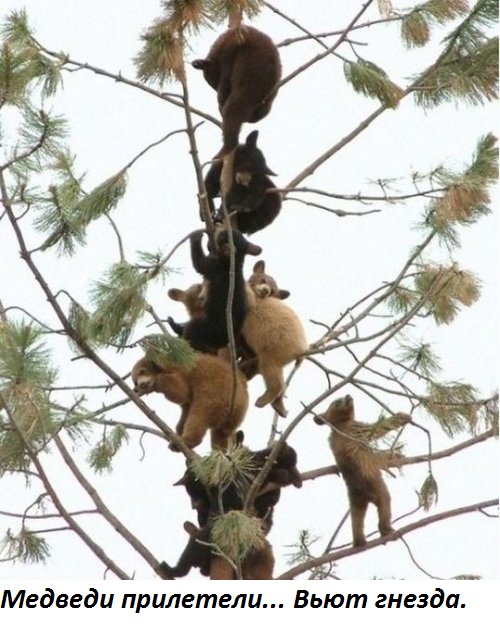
xmin=158 ymin=521 xmax=274 ymax=580
xmin=242 ymin=261 xmax=307 ymax=417
xmin=205 ymin=131 xmax=282 ymax=235
xmin=192 ymin=26 xmax=281 ymax=156
xmin=167 ymin=228 xmax=261 ymax=353
xmin=159 ymin=438 xmax=301 ymax=579
xmin=131 ymin=355 xmax=248 ymax=450
xmin=314 ymin=395 xmax=410 ymax=547
xmin=175 ymin=439 xmax=302 ymax=530
xmin=167 ymin=283 xmax=206 ymax=322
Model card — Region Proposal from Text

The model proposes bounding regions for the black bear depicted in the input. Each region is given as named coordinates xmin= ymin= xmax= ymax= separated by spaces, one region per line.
xmin=158 ymin=520 xmax=275 ymax=580
xmin=204 ymin=131 xmax=281 ymax=235
xmin=159 ymin=439 xmax=301 ymax=579
xmin=192 ymin=26 xmax=281 ymax=156
xmin=174 ymin=440 xmax=302 ymax=531
xmin=167 ymin=228 xmax=261 ymax=353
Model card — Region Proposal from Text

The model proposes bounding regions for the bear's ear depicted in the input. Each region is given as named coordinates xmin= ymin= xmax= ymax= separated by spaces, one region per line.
xmin=192 ymin=58 xmax=208 ymax=70
xmin=168 ymin=289 xmax=185 ymax=302
xmin=245 ymin=130 xmax=259 ymax=148
xmin=278 ymin=289 xmax=290 ymax=300
xmin=183 ymin=521 xmax=199 ymax=536
xmin=253 ymin=260 xmax=266 ymax=274
xmin=245 ymin=240 xmax=263 ymax=256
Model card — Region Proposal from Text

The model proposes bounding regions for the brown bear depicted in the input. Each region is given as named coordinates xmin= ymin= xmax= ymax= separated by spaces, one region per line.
xmin=314 ymin=395 xmax=410 ymax=547
xmin=192 ymin=25 xmax=281 ymax=156
xmin=242 ymin=261 xmax=307 ymax=417
xmin=131 ymin=355 xmax=248 ymax=450
xmin=167 ymin=283 xmax=206 ymax=321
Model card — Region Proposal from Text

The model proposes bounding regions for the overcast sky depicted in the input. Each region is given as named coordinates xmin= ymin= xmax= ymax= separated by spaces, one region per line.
xmin=0 ymin=0 xmax=497 ymax=581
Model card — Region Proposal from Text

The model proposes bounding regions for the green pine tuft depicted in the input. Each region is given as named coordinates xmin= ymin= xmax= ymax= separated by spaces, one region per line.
xmin=344 ymin=59 xmax=403 ymax=108
xmin=88 ymin=425 xmax=129 ymax=474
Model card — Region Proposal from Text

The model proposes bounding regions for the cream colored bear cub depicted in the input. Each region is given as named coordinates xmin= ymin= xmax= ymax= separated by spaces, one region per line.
xmin=243 ymin=261 xmax=307 ymax=417
xmin=132 ymin=355 xmax=248 ymax=450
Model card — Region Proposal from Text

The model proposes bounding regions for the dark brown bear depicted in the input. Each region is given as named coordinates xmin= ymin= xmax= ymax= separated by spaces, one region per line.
xmin=314 ymin=395 xmax=409 ymax=547
xmin=158 ymin=439 xmax=301 ymax=579
xmin=204 ymin=131 xmax=282 ymax=234
xmin=174 ymin=439 xmax=302 ymax=530
xmin=192 ymin=26 xmax=281 ymax=155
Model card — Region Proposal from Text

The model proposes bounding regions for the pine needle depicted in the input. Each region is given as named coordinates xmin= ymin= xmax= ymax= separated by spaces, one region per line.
xmin=211 ymin=510 xmax=266 ymax=563
xmin=344 ymin=59 xmax=403 ymax=108
xmin=419 ymin=473 xmax=438 ymax=510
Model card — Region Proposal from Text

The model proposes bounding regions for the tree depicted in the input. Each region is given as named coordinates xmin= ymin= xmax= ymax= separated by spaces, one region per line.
xmin=0 ymin=0 xmax=497 ymax=580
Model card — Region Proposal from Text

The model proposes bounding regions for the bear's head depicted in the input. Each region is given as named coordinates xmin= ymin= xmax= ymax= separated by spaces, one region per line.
xmin=314 ymin=395 xmax=354 ymax=427
xmin=131 ymin=358 xmax=162 ymax=396
xmin=168 ymin=283 xmax=206 ymax=319
xmin=234 ymin=131 xmax=276 ymax=186
xmin=248 ymin=260 xmax=290 ymax=299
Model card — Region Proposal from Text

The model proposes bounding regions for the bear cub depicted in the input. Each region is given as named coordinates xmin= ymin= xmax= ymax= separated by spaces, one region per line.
xmin=205 ymin=131 xmax=281 ymax=235
xmin=167 ymin=228 xmax=261 ymax=353
xmin=159 ymin=438 xmax=301 ymax=579
xmin=131 ymin=354 xmax=248 ymax=450
xmin=192 ymin=26 xmax=281 ymax=156
xmin=314 ymin=395 xmax=410 ymax=547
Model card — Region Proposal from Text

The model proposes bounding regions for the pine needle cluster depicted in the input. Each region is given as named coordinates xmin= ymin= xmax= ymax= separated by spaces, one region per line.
xmin=210 ymin=510 xmax=266 ymax=563
xmin=1 ymin=528 xmax=50 ymax=564
xmin=424 ymin=134 xmax=497 ymax=245
xmin=189 ymin=444 xmax=256 ymax=492
xmin=419 ymin=472 xmax=439 ymax=510
xmin=415 ymin=264 xmax=481 ymax=325
xmin=422 ymin=381 xmax=480 ymax=435
xmin=88 ymin=424 xmax=129 ymax=474
xmin=140 ymin=333 xmax=197 ymax=368
xmin=398 ymin=340 xmax=443 ymax=377
xmin=401 ymin=0 xmax=469 ymax=48
xmin=344 ymin=59 xmax=403 ymax=108
xmin=135 ymin=0 xmax=265 ymax=85
xmin=1 ymin=9 xmax=62 ymax=106
xmin=414 ymin=0 xmax=498 ymax=107
xmin=0 ymin=321 xmax=58 ymax=473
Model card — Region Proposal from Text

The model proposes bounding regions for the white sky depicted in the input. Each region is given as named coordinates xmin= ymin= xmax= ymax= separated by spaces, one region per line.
xmin=0 ymin=0 xmax=498 ymax=581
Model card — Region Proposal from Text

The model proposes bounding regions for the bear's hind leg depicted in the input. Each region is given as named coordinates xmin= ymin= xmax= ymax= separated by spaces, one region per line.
xmin=349 ymin=491 xmax=369 ymax=547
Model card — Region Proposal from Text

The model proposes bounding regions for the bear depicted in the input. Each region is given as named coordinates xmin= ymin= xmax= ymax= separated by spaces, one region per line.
xmin=158 ymin=520 xmax=274 ymax=580
xmin=167 ymin=283 xmax=206 ymax=321
xmin=174 ymin=438 xmax=302 ymax=530
xmin=192 ymin=25 xmax=281 ymax=156
xmin=159 ymin=438 xmax=301 ymax=579
xmin=242 ymin=261 xmax=307 ymax=417
xmin=131 ymin=354 xmax=248 ymax=450
xmin=167 ymin=228 xmax=261 ymax=353
xmin=204 ymin=131 xmax=282 ymax=235
xmin=247 ymin=259 xmax=290 ymax=301
xmin=314 ymin=395 xmax=411 ymax=547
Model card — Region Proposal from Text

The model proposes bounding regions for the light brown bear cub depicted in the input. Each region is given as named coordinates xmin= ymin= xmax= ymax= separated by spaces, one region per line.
xmin=132 ymin=355 xmax=248 ymax=450
xmin=243 ymin=261 xmax=307 ymax=417
xmin=314 ymin=395 xmax=410 ymax=547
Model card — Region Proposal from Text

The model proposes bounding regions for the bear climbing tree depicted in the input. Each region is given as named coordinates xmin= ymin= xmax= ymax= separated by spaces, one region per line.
xmin=0 ymin=0 xmax=498 ymax=580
